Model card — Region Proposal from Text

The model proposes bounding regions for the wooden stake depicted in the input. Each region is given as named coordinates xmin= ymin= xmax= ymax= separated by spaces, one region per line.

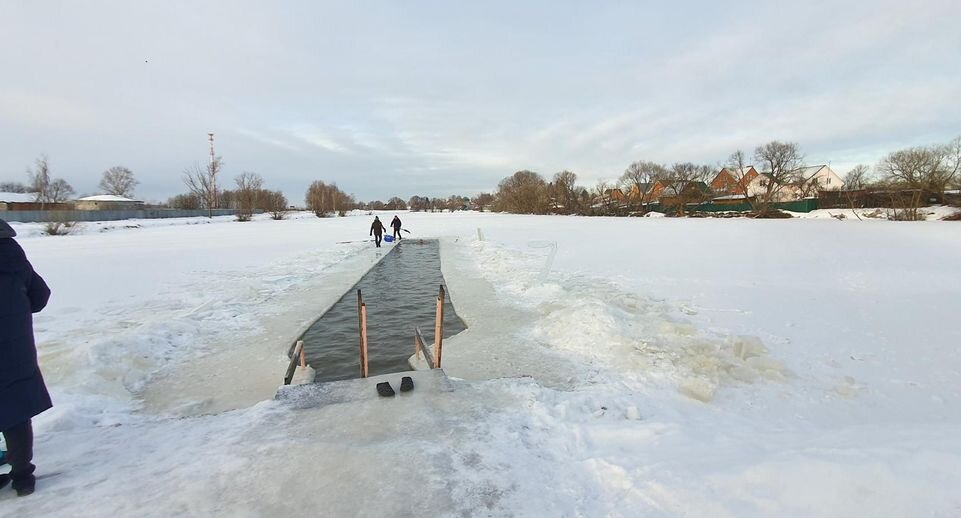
xmin=360 ymin=303 xmax=369 ymax=378
xmin=433 ymin=285 xmax=445 ymax=368
xmin=298 ymin=339 xmax=306 ymax=367
xmin=414 ymin=328 xmax=421 ymax=361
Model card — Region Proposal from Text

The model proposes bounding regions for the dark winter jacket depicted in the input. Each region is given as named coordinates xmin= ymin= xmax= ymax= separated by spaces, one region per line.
xmin=0 ymin=219 xmax=53 ymax=432
xmin=390 ymin=216 xmax=402 ymax=230
xmin=370 ymin=218 xmax=386 ymax=236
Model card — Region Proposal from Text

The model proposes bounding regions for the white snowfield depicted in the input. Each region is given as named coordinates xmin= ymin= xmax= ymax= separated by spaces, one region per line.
xmin=4 ymin=211 xmax=961 ymax=516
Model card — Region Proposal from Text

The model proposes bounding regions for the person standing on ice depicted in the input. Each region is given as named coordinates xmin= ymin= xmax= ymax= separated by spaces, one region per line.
xmin=0 ymin=219 xmax=52 ymax=497
xmin=370 ymin=216 xmax=387 ymax=247
xmin=390 ymin=215 xmax=402 ymax=241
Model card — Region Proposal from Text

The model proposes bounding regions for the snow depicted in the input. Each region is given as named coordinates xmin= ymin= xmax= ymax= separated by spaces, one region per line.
xmin=74 ymin=194 xmax=139 ymax=202
xmin=0 ymin=192 xmax=37 ymax=203
xmin=3 ymin=211 xmax=960 ymax=516
xmin=788 ymin=205 xmax=960 ymax=221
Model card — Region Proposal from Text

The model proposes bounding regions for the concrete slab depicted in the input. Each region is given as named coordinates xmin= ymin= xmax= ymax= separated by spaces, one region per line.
xmin=275 ymin=368 xmax=452 ymax=409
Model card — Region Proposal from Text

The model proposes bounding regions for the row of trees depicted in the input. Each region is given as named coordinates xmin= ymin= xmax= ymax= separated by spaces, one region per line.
xmin=305 ymin=181 xmax=354 ymax=217
xmin=2 ymin=156 xmax=141 ymax=202
xmin=173 ymin=159 xmax=288 ymax=220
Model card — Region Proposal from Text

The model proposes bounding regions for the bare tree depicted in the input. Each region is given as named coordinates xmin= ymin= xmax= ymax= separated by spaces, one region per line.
xmin=263 ymin=190 xmax=288 ymax=220
xmin=619 ymin=161 xmax=666 ymax=210
xmin=183 ymin=158 xmax=223 ymax=217
xmin=661 ymin=163 xmax=713 ymax=215
xmin=306 ymin=180 xmax=353 ymax=217
xmin=551 ymin=170 xmax=579 ymax=214
xmin=27 ymin=155 xmax=51 ymax=205
xmin=471 ymin=192 xmax=495 ymax=211
xmin=0 ymin=181 xmax=30 ymax=193
xmin=493 ymin=170 xmax=549 ymax=214
xmin=385 ymin=197 xmax=407 ymax=210
xmin=592 ymin=179 xmax=618 ymax=216
xmin=879 ymin=139 xmax=959 ymax=194
xmin=752 ymin=141 xmax=804 ymax=215
xmin=168 ymin=193 xmax=202 ymax=209
xmin=843 ymin=164 xmax=872 ymax=190
xmin=48 ymin=178 xmax=75 ymax=202
xmin=234 ymin=172 xmax=264 ymax=221
xmin=99 ymin=166 xmax=138 ymax=197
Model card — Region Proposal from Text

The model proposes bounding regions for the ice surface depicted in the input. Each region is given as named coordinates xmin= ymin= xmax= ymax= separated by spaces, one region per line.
xmin=4 ymin=211 xmax=961 ymax=516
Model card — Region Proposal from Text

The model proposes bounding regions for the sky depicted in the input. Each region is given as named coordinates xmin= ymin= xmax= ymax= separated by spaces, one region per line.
xmin=1 ymin=0 xmax=959 ymax=203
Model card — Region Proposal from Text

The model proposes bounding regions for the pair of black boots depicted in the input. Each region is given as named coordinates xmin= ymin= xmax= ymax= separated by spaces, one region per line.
xmin=377 ymin=376 xmax=413 ymax=397
xmin=0 ymin=472 xmax=34 ymax=497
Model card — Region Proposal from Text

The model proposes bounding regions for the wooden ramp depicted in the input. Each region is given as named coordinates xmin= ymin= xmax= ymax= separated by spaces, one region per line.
xmin=275 ymin=368 xmax=452 ymax=409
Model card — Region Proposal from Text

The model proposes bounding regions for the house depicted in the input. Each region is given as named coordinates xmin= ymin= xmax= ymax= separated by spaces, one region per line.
xmin=644 ymin=180 xmax=669 ymax=202
xmin=623 ymin=183 xmax=651 ymax=203
xmin=792 ymin=165 xmax=844 ymax=195
xmin=73 ymin=195 xmax=144 ymax=210
xmin=747 ymin=165 xmax=844 ymax=201
xmin=0 ymin=192 xmax=71 ymax=211
xmin=710 ymin=166 xmax=758 ymax=195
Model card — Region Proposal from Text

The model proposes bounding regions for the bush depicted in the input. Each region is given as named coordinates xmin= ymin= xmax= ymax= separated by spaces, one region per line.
xmin=751 ymin=209 xmax=792 ymax=219
xmin=44 ymin=219 xmax=79 ymax=236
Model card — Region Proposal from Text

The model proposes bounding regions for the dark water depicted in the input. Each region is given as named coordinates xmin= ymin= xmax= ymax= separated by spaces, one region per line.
xmin=299 ymin=240 xmax=467 ymax=382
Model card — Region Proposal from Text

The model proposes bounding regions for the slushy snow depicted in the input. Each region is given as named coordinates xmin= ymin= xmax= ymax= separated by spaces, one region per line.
xmin=2 ymin=211 xmax=960 ymax=516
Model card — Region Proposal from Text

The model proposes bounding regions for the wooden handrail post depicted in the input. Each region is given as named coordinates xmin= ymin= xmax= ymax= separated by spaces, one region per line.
xmin=414 ymin=328 xmax=422 ymax=360
xmin=415 ymin=327 xmax=434 ymax=369
xmin=360 ymin=302 xmax=370 ymax=378
xmin=433 ymin=285 xmax=445 ymax=368
xmin=284 ymin=340 xmax=305 ymax=385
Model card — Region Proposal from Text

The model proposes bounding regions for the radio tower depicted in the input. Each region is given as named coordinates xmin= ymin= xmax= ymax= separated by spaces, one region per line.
xmin=208 ymin=132 xmax=217 ymax=213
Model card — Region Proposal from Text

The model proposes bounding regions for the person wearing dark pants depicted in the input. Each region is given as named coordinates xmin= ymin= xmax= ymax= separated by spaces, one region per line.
xmin=390 ymin=215 xmax=403 ymax=241
xmin=370 ymin=216 xmax=386 ymax=247
xmin=0 ymin=219 xmax=52 ymax=497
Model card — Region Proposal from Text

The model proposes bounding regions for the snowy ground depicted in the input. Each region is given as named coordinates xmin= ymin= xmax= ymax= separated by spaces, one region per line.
xmin=3 ymin=211 xmax=960 ymax=516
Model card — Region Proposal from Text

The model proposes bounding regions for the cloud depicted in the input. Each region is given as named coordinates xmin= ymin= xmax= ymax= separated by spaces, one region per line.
xmin=0 ymin=89 xmax=99 ymax=131
xmin=234 ymin=129 xmax=303 ymax=152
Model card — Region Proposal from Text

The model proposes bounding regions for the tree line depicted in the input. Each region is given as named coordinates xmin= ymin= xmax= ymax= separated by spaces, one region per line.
xmin=488 ymin=136 xmax=960 ymax=217
xmin=7 ymin=135 xmax=957 ymax=220
xmin=173 ymin=158 xmax=289 ymax=220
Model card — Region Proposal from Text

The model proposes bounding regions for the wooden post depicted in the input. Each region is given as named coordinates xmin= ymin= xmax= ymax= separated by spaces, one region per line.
xmin=414 ymin=328 xmax=421 ymax=361
xmin=433 ymin=285 xmax=445 ymax=368
xmin=284 ymin=340 xmax=305 ymax=385
xmin=298 ymin=339 xmax=306 ymax=367
xmin=360 ymin=303 xmax=369 ymax=378
xmin=415 ymin=327 xmax=434 ymax=369
xmin=357 ymin=289 xmax=366 ymax=377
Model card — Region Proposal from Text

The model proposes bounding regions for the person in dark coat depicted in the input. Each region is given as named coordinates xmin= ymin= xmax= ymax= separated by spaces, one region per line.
xmin=0 ymin=219 xmax=51 ymax=497
xmin=390 ymin=215 xmax=403 ymax=241
xmin=369 ymin=216 xmax=386 ymax=247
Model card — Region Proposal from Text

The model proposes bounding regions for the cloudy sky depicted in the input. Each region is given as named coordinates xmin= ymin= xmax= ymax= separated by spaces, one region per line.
xmin=1 ymin=1 xmax=959 ymax=202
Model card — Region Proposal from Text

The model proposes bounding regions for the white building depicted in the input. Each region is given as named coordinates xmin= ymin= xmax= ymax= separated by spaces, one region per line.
xmin=73 ymin=194 xmax=144 ymax=210
xmin=747 ymin=165 xmax=844 ymax=201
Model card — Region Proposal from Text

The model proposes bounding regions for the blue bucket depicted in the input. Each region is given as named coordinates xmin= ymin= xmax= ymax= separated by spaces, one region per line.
xmin=384 ymin=235 xmax=394 ymax=243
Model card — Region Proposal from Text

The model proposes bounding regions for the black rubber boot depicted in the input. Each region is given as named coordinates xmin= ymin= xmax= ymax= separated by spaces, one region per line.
xmin=0 ymin=473 xmax=9 ymax=490
xmin=3 ymin=420 xmax=36 ymax=497
xmin=14 ymin=479 xmax=34 ymax=497
xmin=400 ymin=376 xmax=414 ymax=392
xmin=376 ymin=382 xmax=395 ymax=397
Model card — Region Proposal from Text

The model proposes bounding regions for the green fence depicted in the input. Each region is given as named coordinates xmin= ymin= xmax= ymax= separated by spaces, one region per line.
xmin=647 ymin=198 xmax=818 ymax=214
